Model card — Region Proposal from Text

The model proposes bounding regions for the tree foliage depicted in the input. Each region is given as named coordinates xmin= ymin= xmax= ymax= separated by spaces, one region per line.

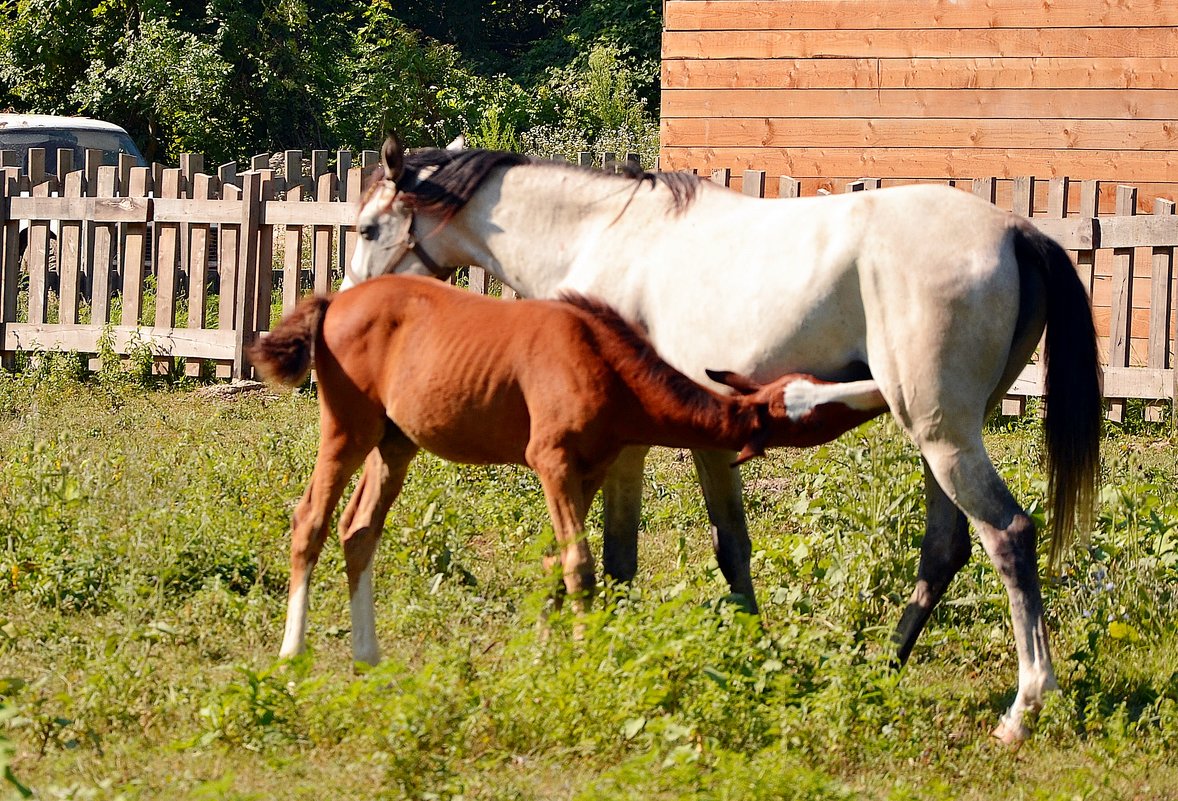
xmin=0 ymin=0 xmax=660 ymax=164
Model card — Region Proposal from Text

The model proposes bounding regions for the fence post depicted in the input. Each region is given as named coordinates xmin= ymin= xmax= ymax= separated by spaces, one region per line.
xmin=187 ymin=173 xmax=215 ymax=338
xmin=971 ymin=177 xmax=996 ymax=204
xmin=281 ymin=176 xmax=304 ymax=317
xmin=1012 ymin=176 xmax=1034 ymax=217
xmin=25 ymin=151 xmax=57 ymax=325
xmin=337 ymin=150 xmax=354 ymax=278
xmin=155 ymin=168 xmax=184 ymax=333
xmin=58 ymin=170 xmax=85 ymax=325
xmin=778 ymin=176 xmax=799 ymax=198
xmin=742 ymin=170 xmax=765 ymax=198
xmin=120 ymin=167 xmax=151 ymax=326
xmin=232 ymin=171 xmax=263 ymax=379
xmin=343 ymin=165 xmax=364 ymax=283
xmin=218 ymin=161 xmax=239 ymax=190
xmin=1149 ymin=198 xmax=1176 ymax=424
xmin=1106 ymin=185 xmax=1138 ymax=423
xmin=1076 ymin=180 xmax=1100 ymax=294
xmin=0 ymin=167 xmax=20 ymax=370
xmin=89 ymin=166 xmax=118 ymax=331
xmin=254 ymin=170 xmax=279 ymax=335
xmin=312 ymin=171 xmax=337 ymax=294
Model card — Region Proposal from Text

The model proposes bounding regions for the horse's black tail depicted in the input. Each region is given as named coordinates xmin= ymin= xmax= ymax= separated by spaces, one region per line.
xmin=247 ymin=296 xmax=331 ymax=387
xmin=1014 ymin=222 xmax=1102 ymax=569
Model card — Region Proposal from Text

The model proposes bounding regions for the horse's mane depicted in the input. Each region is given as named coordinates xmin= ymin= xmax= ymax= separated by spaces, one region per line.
xmin=614 ymin=159 xmax=701 ymax=215
xmin=387 ymin=148 xmax=533 ymax=220
xmin=557 ymin=292 xmax=719 ymax=415
xmin=379 ymin=145 xmax=701 ymax=220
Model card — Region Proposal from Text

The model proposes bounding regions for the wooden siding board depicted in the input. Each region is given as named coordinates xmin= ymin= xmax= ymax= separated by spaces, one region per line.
xmin=659 ymin=147 xmax=1178 ymax=182
xmin=662 ymin=29 xmax=1178 ymax=60
xmin=661 ymin=118 xmax=1178 ymax=151
xmin=664 ymin=0 xmax=1178 ymax=32
xmin=661 ymin=89 xmax=1178 ymax=121
xmin=663 ymin=57 xmax=1178 ymax=90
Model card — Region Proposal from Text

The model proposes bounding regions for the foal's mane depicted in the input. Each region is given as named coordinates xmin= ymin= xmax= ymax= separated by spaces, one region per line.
xmin=558 ymin=293 xmax=720 ymax=414
xmin=379 ymin=145 xmax=702 ymax=220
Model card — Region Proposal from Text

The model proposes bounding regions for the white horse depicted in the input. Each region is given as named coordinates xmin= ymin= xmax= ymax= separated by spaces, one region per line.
xmin=342 ymin=136 xmax=1101 ymax=743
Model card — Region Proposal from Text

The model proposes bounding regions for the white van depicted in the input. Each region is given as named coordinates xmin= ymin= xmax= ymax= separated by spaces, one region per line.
xmin=0 ymin=113 xmax=146 ymax=171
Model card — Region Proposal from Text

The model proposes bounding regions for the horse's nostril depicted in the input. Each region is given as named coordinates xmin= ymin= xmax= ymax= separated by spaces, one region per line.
xmin=360 ymin=221 xmax=380 ymax=241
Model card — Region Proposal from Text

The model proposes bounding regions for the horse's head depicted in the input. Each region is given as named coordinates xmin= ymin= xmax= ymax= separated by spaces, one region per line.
xmin=345 ymin=134 xmax=466 ymax=289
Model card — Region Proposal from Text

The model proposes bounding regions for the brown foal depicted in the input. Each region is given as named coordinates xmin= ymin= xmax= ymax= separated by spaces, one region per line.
xmin=249 ymin=274 xmax=886 ymax=665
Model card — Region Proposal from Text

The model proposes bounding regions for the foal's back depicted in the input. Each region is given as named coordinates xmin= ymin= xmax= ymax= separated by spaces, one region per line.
xmin=320 ymin=275 xmax=632 ymax=466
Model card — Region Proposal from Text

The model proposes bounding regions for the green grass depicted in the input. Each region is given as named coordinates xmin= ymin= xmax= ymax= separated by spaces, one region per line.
xmin=2 ymin=368 xmax=1178 ymax=799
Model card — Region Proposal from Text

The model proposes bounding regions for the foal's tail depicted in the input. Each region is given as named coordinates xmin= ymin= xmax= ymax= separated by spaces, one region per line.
xmin=1014 ymin=222 xmax=1102 ymax=569
xmin=247 ymin=296 xmax=331 ymax=387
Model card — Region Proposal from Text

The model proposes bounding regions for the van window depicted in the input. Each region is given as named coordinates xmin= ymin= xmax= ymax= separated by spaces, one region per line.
xmin=0 ymin=127 xmax=146 ymax=170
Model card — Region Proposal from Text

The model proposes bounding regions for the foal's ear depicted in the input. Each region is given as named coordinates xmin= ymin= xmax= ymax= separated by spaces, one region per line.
xmin=706 ymin=368 xmax=762 ymax=395
xmin=381 ymin=134 xmax=405 ymax=184
xmin=445 ymin=134 xmax=467 ymax=152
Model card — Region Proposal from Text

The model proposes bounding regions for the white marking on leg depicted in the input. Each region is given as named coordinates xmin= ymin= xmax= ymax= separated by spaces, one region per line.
xmin=350 ymin=563 xmax=381 ymax=666
xmin=279 ymin=571 xmax=312 ymax=658
xmin=783 ymin=378 xmax=885 ymax=420
xmin=996 ymin=611 xmax=1059 ymax=744
xmin=782 ymin=379 xmax=821 ymax=420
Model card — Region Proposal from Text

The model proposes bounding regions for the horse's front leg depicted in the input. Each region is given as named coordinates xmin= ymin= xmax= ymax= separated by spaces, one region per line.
xmin=600 ymin=445 xmax=649 ymax=584
xmin=691 ymin=448 xmax=757 ymax=613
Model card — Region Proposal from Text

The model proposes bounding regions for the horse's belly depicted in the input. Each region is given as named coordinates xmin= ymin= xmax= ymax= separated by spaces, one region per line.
xmin=388 ymin=396 xmax=531 ymax=466
xmin=646 ymin=293 xmax=868 ymax=385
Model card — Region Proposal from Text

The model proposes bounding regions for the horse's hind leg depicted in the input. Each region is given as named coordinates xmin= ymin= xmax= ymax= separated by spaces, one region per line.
xmin=280 ymin=425 xmax=374 ymax=659
xmin=338 ymin=430 xmax=419 ymax=666
xmin=892 ymin=459 xmax=972 ymax=666
xmin=601 ymin=446 xmax=649 ymax=584
xmin=922 ymin=440 xmax=1058 ymax=744
xmin=692 ymin=448 xmax=757 ymax=612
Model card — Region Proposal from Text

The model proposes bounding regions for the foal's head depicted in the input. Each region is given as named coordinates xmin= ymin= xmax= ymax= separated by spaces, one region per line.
xmin=706 ymin=370 xmax=887 ymax=463
xmin=346 ymin=133 xmax=529 ymax=288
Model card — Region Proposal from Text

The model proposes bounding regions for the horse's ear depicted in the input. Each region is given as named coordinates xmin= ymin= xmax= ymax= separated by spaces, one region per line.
xmin=445 ymin=134 xmax=467 ymax=152
xmin=706 ymin=368 xmax=761 ymax=396
xmin=731 ymin=443 xmax=764 ymax=466
xmin=381 ymin=135 xmax=405 ymax=184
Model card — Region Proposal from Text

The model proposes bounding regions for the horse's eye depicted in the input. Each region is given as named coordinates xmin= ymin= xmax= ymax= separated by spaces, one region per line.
xmin=359 ymin=221 xmax=380 ymax=241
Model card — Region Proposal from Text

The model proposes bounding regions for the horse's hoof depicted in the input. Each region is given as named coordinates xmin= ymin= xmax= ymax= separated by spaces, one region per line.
xmin=991 ymin=715 xmax=1029 ymax=747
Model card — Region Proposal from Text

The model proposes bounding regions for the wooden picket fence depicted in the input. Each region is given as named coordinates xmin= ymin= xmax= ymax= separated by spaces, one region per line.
xmin=1 ymin=148 xmax=1176 ymax=420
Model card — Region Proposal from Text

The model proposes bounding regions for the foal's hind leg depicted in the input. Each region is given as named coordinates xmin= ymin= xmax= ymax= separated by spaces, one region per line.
xmin=280 ymin=426 xmax=374 ymax=659
xmin=692 ymin=448 xmax=757 ymax=612
xmin=893 ymin=458 xmax=972 ymax=666
xmin=922 ymin=440 xmax=1058 ymax=744
xmin=338 ymin=431 xmax=419 ymax=666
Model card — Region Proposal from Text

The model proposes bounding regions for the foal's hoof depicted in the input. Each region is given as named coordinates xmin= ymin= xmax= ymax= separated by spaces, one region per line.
xmin=991 ymin=714 xmax=1029 ymax=747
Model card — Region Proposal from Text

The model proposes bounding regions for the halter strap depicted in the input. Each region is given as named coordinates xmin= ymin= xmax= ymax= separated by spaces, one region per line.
xmin=383 ymin=201 xmax=456 ymax=282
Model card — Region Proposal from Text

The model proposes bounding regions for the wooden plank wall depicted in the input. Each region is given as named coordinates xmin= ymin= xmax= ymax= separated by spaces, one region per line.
xmin=660 ymin=0 xmax=1178 ymax=211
